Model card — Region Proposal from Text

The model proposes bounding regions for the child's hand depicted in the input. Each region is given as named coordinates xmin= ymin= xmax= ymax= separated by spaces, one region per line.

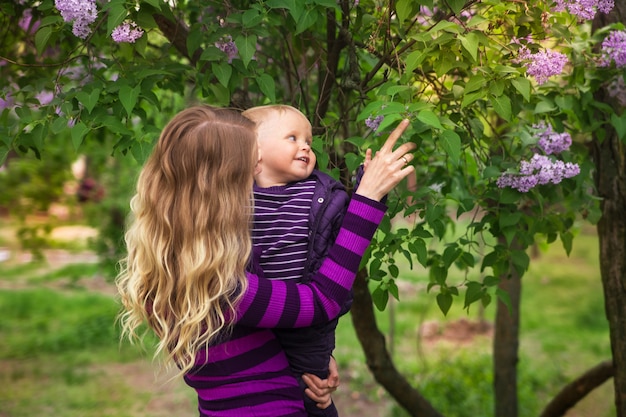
xmin=302 ymin=357 xmax=340 ymax=409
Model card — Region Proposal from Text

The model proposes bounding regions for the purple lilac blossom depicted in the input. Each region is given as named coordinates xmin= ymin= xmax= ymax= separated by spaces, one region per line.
xmin=365 ymin=115 xmax=384 ymax=131
xmin=36 ymin=91 xmax=54 ymax=106
xmin=516 ymin=46 xmax=568 ymax=85
xmin=533 ymin=122 xmax=573 ymax=154
xmin=497 ymin=154 xmax=580 ymax=192
xmin=111 ymin=21 xmax=144 ymax=43
xmin=599 ymin=30 xmax=626 ymax=68
xmin=0 ymin=93 xmax=15 ymax=111
xmin=55 ymin=0 xmax=97 ymax=39
xmin=553 ymin=0 xmax=614 ymax=20
xmin=215 ymin=36 xmax=238 ymax=63
xmin=19 ymin=9 xmax=40 ymax=34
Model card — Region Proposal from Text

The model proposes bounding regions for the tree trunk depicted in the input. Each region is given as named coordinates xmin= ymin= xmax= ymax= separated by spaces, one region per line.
xmin=351 ymin=269 xmax=444 ymax=417
xmin=592 ymin=123 xmax=626 ymax=414
xmin=493 ymin=239 xmax=521 ymax=417
xmin=592 ymin=3 xmax=626 ymax=415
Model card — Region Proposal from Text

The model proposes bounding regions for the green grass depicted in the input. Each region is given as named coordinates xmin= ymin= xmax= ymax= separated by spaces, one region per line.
xmin=0 ymin=225 xmax=616 ymax=417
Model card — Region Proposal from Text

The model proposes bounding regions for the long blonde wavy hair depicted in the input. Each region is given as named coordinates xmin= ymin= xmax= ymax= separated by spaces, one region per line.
xmin=116 ymin=105 xmax=257 ymax=377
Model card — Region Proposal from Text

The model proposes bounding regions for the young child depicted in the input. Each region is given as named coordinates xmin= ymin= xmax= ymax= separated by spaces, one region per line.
xmin=243 ymin=104 xmax=351 ymax=417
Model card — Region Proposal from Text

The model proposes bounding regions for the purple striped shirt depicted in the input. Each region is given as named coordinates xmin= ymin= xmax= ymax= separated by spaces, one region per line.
xmin=253 ymin=180 xmax=316 ymax=281
xmin=184 ymin=194 xmax=386 ymax=417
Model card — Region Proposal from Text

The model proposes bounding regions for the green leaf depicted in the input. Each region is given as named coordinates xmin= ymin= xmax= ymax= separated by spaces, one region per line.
xmin=535 ymin=101 xmax=557 ymax=114
xmin=511 ymin=77 xmax=531 ymax=102
xmin=235 ymin=34 xmax=257 ymax=68
xmin=396 ymin=0 xmax=418 ymax=22
xmin=511 ymin=249 xmax=530 ymax=274
xmin=465 ymin=75 xmax=485 ymax=93
xmin=560 ymin=231 xmax=574 ymax=256
xmin=119 ymin=85 xmax=140 ymax=116
xmin=35 ymin=26 xmax=52 ymax=55
xmin=496 ymin=287 xmax=512 ymax=314
xmin=436 ymin=292 xmax=453 ymax=316
xmin=440 ymin=129 xmax=461 ymax=165
xmin=142 ymin=0 xmax=162 ymax=10
xmin=448 ymin=0 xmax=465 ymax=14
xmin=312 ymin=0 xmax=340 ymax=8
xmin=295 ymin=7 xmax=318 ymax=34
xmin=459 ymin=32 xmax=479 ymax=62
xmin=242 ymin=9 xmax=263 ymax=28
xmin=417 ymin=110 xmax=443 ymax=129
xmin=429 ymin=20 xmax=461 ymax=34
xmin=212 ymin=62 xmax=232 ymax=88
xmin=388 ymin=263 xmax=399 ymax=278
xmin=611 ymin=112 xmax=626 ymax=140
xmin=76 ymin=89 xmax=101 ymax=114
xmin=50 ymin=116 xmax=67 ymax=134
xmin=404 ymin=49 xmax=430 ymax=75
xmin=491 ymin=94 xmax=512 ymax=121
xmin=464 ymin=281 xmax=483 ymax=308
xmin=372 ymin=286 xmax=389 ymax=311
xmin=499 ymin=211 xmax=522 ymax=228
xmin=461 ymin=90 xmax=486 ymax=108
xmin=256 ymin=73 xmax=276 ymax=102
xmin=409 ymin=239 xmax=428 ymax=267
xmin=499 ymin=187 xmax=521 ymax=204
xmin=70 ymin=121 xmax=89 ymax=150
xmin=107 ymin=4 xmax=128 ymax=35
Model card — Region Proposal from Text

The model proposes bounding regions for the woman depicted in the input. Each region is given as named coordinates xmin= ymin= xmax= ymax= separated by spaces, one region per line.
xmin=116 ymin=105 xmax=415 ymax=417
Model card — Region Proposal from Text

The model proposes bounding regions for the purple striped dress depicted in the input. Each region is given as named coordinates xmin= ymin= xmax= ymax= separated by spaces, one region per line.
xmin=183 ymin=194 xmax=386 ymax=417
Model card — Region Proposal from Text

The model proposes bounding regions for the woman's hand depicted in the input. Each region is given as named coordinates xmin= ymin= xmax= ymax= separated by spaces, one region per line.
xmin=355 ymin=119 xmax=416 ymax=202
xmin=302 ymin=357 xmax=340 ymax=409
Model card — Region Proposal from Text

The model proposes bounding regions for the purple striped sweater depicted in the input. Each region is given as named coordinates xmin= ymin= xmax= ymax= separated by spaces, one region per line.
xmin=183 ymin=194 xmax=386 ymax=417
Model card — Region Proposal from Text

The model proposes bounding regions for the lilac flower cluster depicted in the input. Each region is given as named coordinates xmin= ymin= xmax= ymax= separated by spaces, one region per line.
xmin=534 ymin=121 xmax=572 ymax=154
xmin=112 ymin=21 xmax=144 ymax=43
xmin=496 ymin=122 xmax=580 ymax=193
xmin=516 ymin=46 xmax=568 ymax=85
xmin=365 ymin=115 xmax=384 ymax=131
xmin=553 ymin=0 xmax=614 ymax=20
xmin=599 ymin=30 xmax=626 ymax=69
xmin=215 ymin=36 xmax=238 ymax=63
xmin=55 ymin=0 xmax=97 ymax=39
xmin=497 ymin=154 xmax=580 ymax=192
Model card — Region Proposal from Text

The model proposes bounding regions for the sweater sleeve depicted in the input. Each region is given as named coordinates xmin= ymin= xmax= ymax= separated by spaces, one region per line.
xmin=236 ymin=194 xmax=386 ymax=328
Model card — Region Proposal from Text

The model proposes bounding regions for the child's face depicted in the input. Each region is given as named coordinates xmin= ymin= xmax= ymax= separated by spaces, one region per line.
xmin=255 ymin=110 xmax=316 ymax=187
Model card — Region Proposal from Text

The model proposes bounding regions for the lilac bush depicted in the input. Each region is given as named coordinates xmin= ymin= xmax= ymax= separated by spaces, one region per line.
xmin=215 ymin=36 xmax=238 ymax=63
xmin=111 ymin=21 xmax=144 ymax=44
xmin=599 ymin=30 xmax=626 ymax=68
xmin=534 ymin=121 xmax=573 ymax=155
xmin=553 ymin=0 xmax=614 ymax=20
xmin=516 ymin=46 xmax=569 ymax=85
xmin=365 ymin=115 xmax=384 ymax=131
xmin=497 ymin=122 xmax=580 ymax=193
xmin=54 ymin=0 xmax=97 ymax=39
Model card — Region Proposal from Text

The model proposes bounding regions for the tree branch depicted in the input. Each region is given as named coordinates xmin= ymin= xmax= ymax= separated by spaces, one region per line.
xmin=539 ymin=360 xmax=614 ymax=417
